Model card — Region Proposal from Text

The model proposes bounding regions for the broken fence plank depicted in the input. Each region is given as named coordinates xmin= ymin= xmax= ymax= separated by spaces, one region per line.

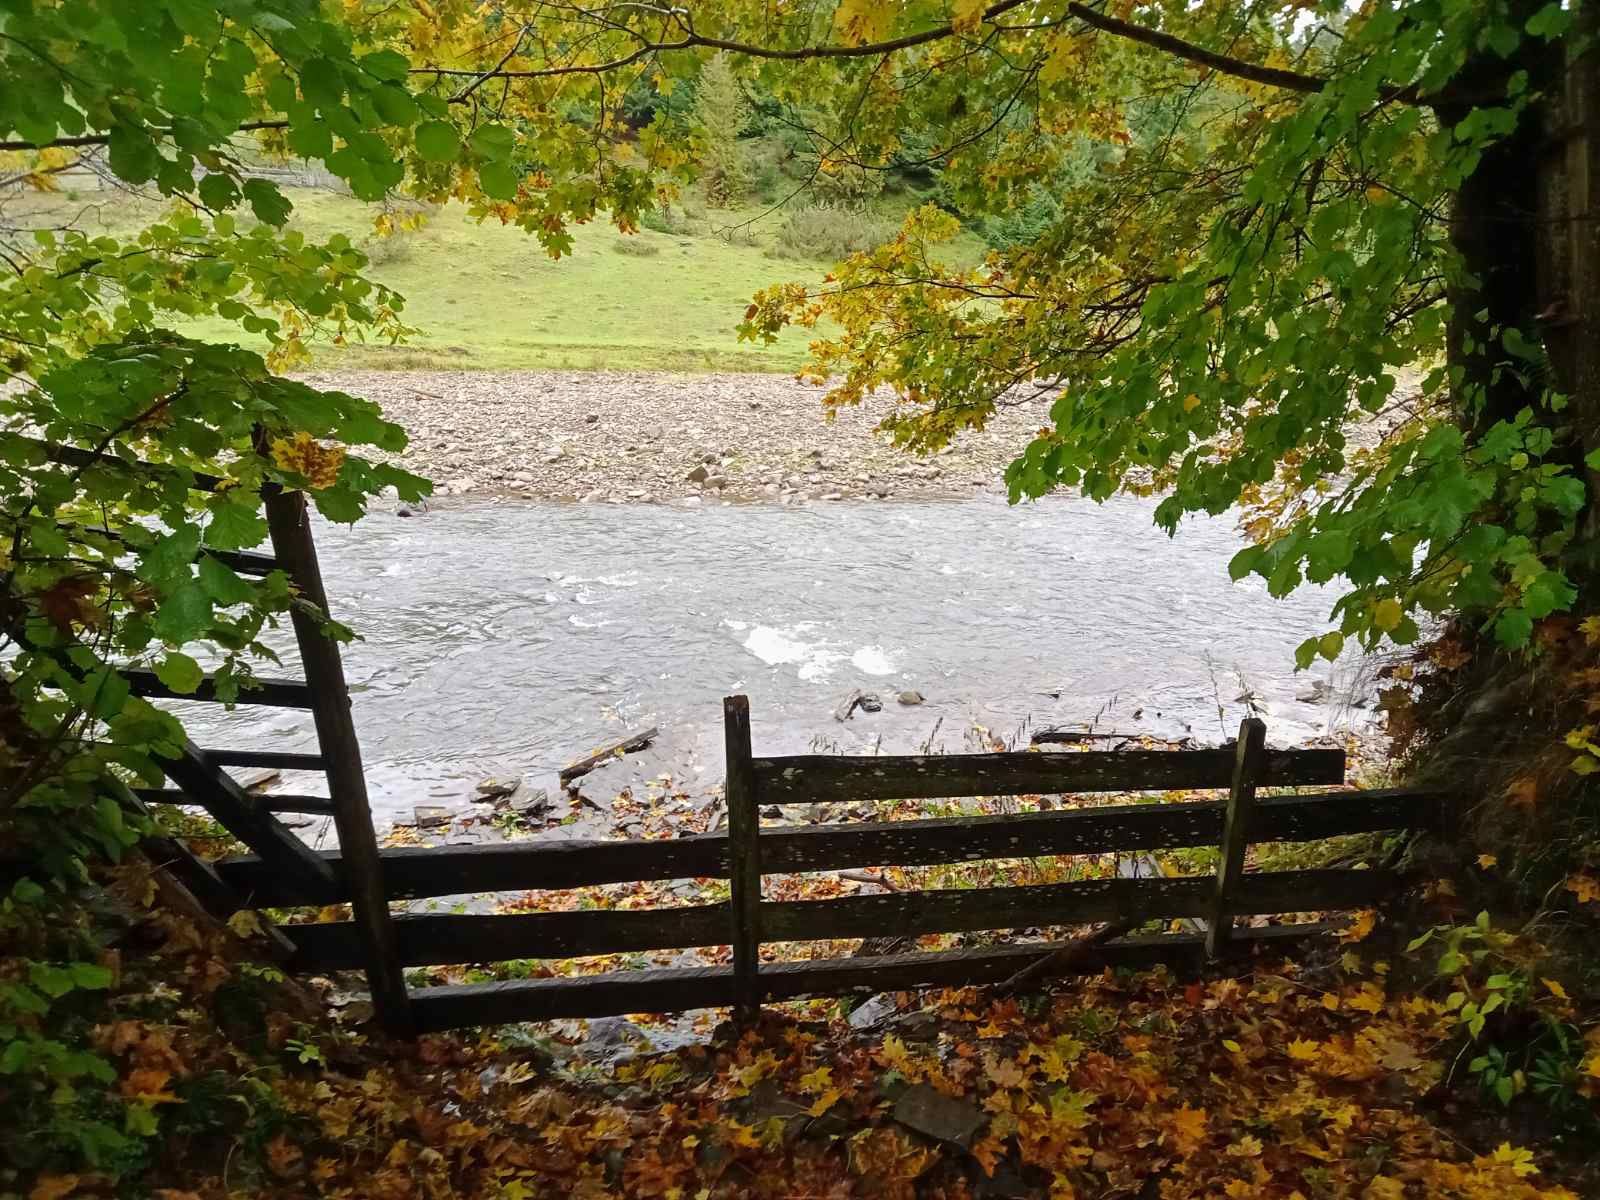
xmin=199 ymin=750 xmax=326 ymax=771
xmin=558 ymin=726 xmax=659 ymax=785
xmin=136 ymin=788 xmax=336 ymax=815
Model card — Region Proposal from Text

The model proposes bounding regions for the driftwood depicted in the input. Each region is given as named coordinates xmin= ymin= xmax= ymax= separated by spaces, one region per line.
xmin=559 ymin=727 xmax=659 ymax=784
xmin=998 ymin=918 xmax=1141 ymax=995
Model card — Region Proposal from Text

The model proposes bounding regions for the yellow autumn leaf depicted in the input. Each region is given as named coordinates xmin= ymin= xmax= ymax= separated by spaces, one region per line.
xmin=1476 ymin=853 xmax=1498 ymax=869
xmin=806 ymin=1087 xmax=843 ymax=1117
xmin=270 ymin=431 xmax=347 ymax=490
xmin=1227 ymin=1134 xmax=1264 ymax=1158
xmin=1481 ymin=1142 xmax=1539 ymax=1178
xmin=1372 ymin=598 xmax=1404 ymax=632
xmin=1565 ymin=874 xmax=1600 ymax=904
xmin=1346 ymin=983 xmax=1385 ymax=1014
xmin=1169 ymin=1105 xmax=1207 ymax=1151
xmin=226 ymin=909 xmax=265 ymax=939
xmin=1222 ymin=1038 xmax=1242 ymax=1053
xmin=1339 ymin=909 xmax=1376 ymax=943
xmin=797 ymin=1065 xmax=833 ymax=1095
xmin=1542 ymin=978 xmax=1569 ymax=1001
xmin=1286 ymin=1038 xmax=1319 ymax=1062
xmin=951 ymin=0 xmax=986 ymax=34
xmin=1182 ymin=393 xmax=1201 ymax=412
xmin=1580 ymin=614 xmax=1600 ymax=644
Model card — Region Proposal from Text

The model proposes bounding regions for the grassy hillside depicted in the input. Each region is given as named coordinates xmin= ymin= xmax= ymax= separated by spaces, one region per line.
xmin=15 ymin=184 xmax=984 ymax=373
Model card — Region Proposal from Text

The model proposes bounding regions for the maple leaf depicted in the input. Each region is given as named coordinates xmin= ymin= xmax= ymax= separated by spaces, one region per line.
xmin=807 ymin=1087 xmax=844 ymax=1117
xmin=1286 ymin=1039 xmax=1319 ymax=1062
xmin=1169 ymin=1105 xmax=1207 ymax=1151
xmin=1226 ymin=1133 xmax=1264 ymax=1158
xmin=1346 ymin=983 xmax=1385 ymax=1014
xmin=797 ymin=1065 xmax=833 ymax=1095
xmin=1497 ymin=774 xmax=1536 ymax=812
xmin=1476 ymin=854 xmax=1498 ymax=869
xmin=270 ymin=431 xmax=347 ymax=489
xmin=37 ymin=576 xmax=101 ymax=632
xmin=28 ymin=1177 xmax=79 ymax=1200
xmin=1565 ymin=874 xmax=1600 ymax=905
xmin=120 ymin=1067 xmax=179 ymax=1103
xmin=1479 ymin=1143 xmax=1539 ymax=1178
xmin=1338 ymin=910 xmax=1376 ymax=943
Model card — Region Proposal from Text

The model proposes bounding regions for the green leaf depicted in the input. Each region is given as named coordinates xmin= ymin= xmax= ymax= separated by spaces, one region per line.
xmin=414 ymin=119 xmax=461 ymax=162
xmin=197 ymin=555 xmax=254 ymax=606
xmin=360 ymin=49 xmax=412 ymax=82
xmin=69 ymin=963 xmax=112 ymax=990
xmin=241 ymin=179 xmax=292 ymax=226
xmin=204 ymin=501 xmax=268 ymax=550
xmin=1317 ymin=631 xmax=1344 ymax=662
xmin=153 ymin=652 xmax=204 ymax=695
xmin=477 ymin=160 xmax=520 ymax=200
xmin=468 ymin=122 xmax=516 ymax=160
xmin=152 ymin=582 xmax=214 ymax=644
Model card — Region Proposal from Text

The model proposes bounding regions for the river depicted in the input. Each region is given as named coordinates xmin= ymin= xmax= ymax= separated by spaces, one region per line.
xmin=172 ymin=494 xmax=1375 ymax=830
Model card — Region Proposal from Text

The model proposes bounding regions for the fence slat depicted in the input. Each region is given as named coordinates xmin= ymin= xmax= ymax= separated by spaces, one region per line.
xmin=751 ymin=745 xmax=1343 ymax=805
xmin=125 ymin=669 xmax=313 ymax=708
xmin=210 ymin=789 xmax=1446 ymax=905
xmin=136 ymin=787 xmax=335 ymax=814
xmin=1208 ymin=718 xmax=1267 ymax=958
xmin=266 ymin=488 xmax=412 ymax=1036
xmin=200 ymin=749 xmax=327 ymax=771
xmin=406 ymin=923 xmax=1336 ymax=1032
xmin=724 ymin=695 xmax=762 ymax=1018
xmin=287 ymin=904 xmax=731 ymax=971
xmin=760 ymin=869 xmax=1402 ymax=944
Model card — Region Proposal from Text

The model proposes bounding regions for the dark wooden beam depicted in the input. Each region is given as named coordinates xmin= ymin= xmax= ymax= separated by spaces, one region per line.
xmin=137 ymin=788 xmax=336 ymax=815
xmin=406 ymin=922 xmax=1336 ymax=1031
xmin=156 ymin=741 xmax=338 ymax=902
xmin=200 ymin=749 xmax=326 ymax=771
xmin=286 ymin=903 xmax=731 ymax=971
xmin=126 ymin=669 xmax=312 ymax=708
xmin=750 ymin=746 xmax=1344 ymax=805
xmin=265 ymin=488 xmax=412 ymax=1036
xmin=759 ymin=869 xmax=1401 ymax=944
xmin=212 ymin=790 xmax=1445 ymax=905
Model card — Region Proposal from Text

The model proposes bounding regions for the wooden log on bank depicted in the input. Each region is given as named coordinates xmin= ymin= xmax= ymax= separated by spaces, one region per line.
xmin=559 ymin=726 xmax=658 ymax=784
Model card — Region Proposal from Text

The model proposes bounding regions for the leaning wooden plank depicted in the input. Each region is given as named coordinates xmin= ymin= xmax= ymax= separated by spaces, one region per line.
xmin=137 ymin=787 xmax=336 ymax=815
xmin=723 ymin=696 xmax=762 ymax=1016
xmin=126 ymin=669 xmax=313 ymax=708
xmin=213 ymin=790 xmax=1442 ymax=905
xmin=200 ymin=749 xmax=327 ymax=771
xmin=215 ymin=834 xmax=732 ymax=905
xmin=558 ymin=726 xmax=659 ymax=785
xmin=407 ymin=923 xmax=1339 ymax=1031
xmin=157 ymin=741 xmax=339 ymax=902
xmin=266 ymin=487 xmax=412 ymax=1036
xmin=760 ymin=869 xmax=1402 ymax=943
xmin=1208 ymin=719 xmax=1267 ymax=957
xmin=287 ymin=903 xmax=731 ymax=971
xmin=751 ymin=746 xmax=1344 ymax=805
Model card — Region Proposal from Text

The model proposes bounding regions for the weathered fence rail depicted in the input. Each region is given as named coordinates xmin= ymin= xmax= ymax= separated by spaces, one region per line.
xmin=213 ymin=696 xmax=1444 ymax=1034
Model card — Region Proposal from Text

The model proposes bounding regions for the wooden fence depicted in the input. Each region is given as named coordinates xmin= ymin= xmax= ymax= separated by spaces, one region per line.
xmin=215 ymin=697 xmax=1443 ymax=1035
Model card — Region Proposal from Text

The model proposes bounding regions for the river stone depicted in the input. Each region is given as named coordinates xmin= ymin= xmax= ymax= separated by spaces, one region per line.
xmin=892 ymin=1083 xmax=985 ymax=1147
xmin=847 ymin=993 xmax=897 ymax=1030
xmin=897 ymin=690 xmax=925 ymax=706
xmin=413 ymin=805 xmax=451 ymax=829
xmin=685 ymin=464 xmax=710 ymax=483
xmin=475 ymin=777 xmax=518 ymax=799
xmin=706 ymin=474 xmax=729 ymax=489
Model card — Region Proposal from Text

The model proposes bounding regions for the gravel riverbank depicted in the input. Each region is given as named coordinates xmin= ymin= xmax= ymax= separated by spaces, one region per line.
xmin=302 ymin=369 xmax=1048 ymax=503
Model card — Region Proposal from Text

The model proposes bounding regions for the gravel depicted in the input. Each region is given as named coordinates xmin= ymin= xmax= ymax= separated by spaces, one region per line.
xmin=299 ymin=369 xmax=1050 ymax=504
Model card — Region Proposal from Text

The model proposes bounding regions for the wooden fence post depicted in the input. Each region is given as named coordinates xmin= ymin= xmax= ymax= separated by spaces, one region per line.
xmin=264 ymin=488 xmax=413 ymax=1037
xmin=1206 ymin=717 xmax=1266 ymax=959
xmin=724 ymin=695 xmax=762 ymax=1018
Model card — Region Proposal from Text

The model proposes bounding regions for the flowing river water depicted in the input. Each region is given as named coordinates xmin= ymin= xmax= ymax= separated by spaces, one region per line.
xmin=174 ymin=494 xmax=1377 ymax=831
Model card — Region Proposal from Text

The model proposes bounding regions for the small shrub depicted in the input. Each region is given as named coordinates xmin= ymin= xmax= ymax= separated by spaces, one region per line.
xmin=612 ymin=237 xmax=662 ymax=256
xmin=639 ymin=204 xmax=701 ymax=236
xmin=769 ymin=204 xmax=897 ymax=261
